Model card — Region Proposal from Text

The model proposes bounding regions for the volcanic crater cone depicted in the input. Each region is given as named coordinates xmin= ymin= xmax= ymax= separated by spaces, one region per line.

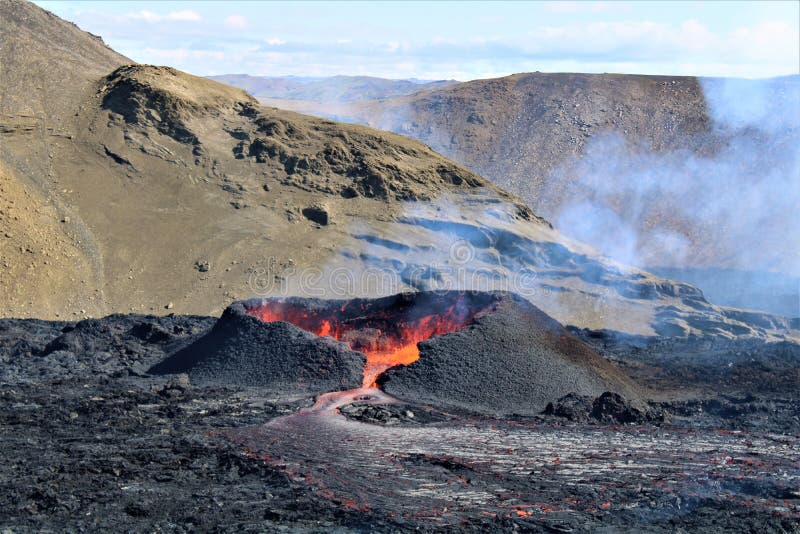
xmin=150 ymin=291 xmax=639 ymax=413
xmin=148 ymin=302 xmax=366 ymax=395
xmin=378 ymin=292 xmax=641 ymax=415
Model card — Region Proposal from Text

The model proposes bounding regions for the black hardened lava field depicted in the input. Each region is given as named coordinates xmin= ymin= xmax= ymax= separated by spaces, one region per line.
xmin=2 ymin=291 xmax=799 ymax=531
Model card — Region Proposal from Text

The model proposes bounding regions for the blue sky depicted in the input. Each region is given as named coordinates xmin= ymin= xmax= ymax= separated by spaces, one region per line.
xmin=34 ymin=1 xmax=800 ymax=80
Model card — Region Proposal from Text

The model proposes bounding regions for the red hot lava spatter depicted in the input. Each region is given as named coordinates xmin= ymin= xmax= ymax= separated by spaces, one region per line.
xmin=245 ymin=297 xmax=488 ymax=387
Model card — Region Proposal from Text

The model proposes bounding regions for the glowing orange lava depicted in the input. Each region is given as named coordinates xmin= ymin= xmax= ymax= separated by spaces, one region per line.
xmin=245 ymin=298 xmax=486 ymax=387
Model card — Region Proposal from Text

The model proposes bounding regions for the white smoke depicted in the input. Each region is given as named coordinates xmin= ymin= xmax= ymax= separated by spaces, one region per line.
xmin=541 ymin=76 xmax=800 ymax=316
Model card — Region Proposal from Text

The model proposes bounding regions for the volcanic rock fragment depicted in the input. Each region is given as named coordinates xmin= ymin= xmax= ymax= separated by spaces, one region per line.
xmin=543 ymin=393 xmax=595 ymax=421
xmin=301 ymin=203 xmax=330 ymax=225
xmin=544 ymin=391 xmax=662 ymax=423
xmin=148 ymin=302 xmax=365 ymax=395
xmin=590 ymin=391 xmax=657 ymax=423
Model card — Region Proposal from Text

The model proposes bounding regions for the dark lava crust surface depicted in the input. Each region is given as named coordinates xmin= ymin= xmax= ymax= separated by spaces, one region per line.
xmin=1 ymin=309 xmax=800 ymax=532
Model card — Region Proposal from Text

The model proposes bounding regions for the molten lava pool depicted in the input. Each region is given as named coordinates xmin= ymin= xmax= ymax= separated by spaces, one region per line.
xmin=245 ymin=293 xmax=495 ymax=386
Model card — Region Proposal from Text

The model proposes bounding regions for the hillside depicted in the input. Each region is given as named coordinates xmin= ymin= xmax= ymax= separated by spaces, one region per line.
xmin=208 ymin=74 xmax=457 ymax=103
xmin=0 ymin=161 xmax=100 ymax=317
xmin=0 ymin=0 xmax=796 ymax=343
xmin=0 ymin=0 xmax=129 ymax=118
xmin=0 ymin=0 xmax=131 ymax=317
xmin=250 ymin=72 xmax=800 ymax=316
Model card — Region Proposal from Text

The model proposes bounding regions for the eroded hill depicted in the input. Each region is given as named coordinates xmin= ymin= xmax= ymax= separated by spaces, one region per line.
xmin=0 ymin=0 xmax=796 ymax=343
xmin=252 ymin=72 xmax=800 ymax=310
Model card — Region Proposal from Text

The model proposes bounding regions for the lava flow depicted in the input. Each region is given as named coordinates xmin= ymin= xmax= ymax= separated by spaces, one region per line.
xmin=245 ymin=293 xmax=493 ymax=386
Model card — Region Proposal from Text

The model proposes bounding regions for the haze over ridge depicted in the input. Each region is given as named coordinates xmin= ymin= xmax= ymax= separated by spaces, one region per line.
xmin=238 ymin=71 xmax=800 ymax=317
xmin=1 ymin=0 xmax=797 ymax=345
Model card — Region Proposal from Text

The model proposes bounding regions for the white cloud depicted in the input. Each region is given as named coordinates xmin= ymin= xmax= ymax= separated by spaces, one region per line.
xmin=494 ymin=19 xmax=798 ymax=75
xmin=139 ymin=48 xmax=227 ymax=63
xmin=166 ymin=10 xmax=202 ymax=22
xmin=543 ymin=1 xmax=620 ymax=14
xmin=224 ymin=15 xmax=249 ymax=29
xmin=729 ymin=21 xmax=798 ymax=63
xmin=477 ymin=15 xmax=508 ymax=25
xmin=125 ymin=10 xmax=201 ymax=23
xmin=125 ymin=10 xmax=159 ymax=22
xmin=80 ymin=8 xmax=798 ymax=80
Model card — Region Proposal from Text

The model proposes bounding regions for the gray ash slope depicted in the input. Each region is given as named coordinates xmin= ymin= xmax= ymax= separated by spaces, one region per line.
xmin=150 ymin=301 xmax=365 ymax=395
xmin=378 ymin=291 xmax=641 ymax=415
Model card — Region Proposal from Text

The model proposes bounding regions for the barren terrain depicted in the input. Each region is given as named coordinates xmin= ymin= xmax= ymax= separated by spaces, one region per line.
xmin=1 ymin=311 xmax=799 ymax=531
xmin=1 ymin=2 xmax=799 ymax=532
xmin=2 ymin=1 xmax=794 ymax=341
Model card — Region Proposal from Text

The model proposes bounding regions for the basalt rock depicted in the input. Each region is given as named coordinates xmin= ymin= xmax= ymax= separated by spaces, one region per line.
xmin=543 ymin=393 xmax=595 ymax=422
xmin=543 ymin=392 xmax=661 ymax=424
xmin=590 ymin=392 xmax=660 ymax=424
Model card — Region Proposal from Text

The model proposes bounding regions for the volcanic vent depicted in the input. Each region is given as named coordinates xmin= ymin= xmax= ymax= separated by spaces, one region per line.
xmin=151 ymin=291 xmax=640 ymax=413
xmin=244 ymin=291 xmax=496 ymax=386
xmin=149 ymin=291 xmax=495 ymax=394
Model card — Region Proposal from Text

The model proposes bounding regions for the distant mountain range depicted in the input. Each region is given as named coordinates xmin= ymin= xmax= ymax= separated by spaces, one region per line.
xmin=207 ymin=74 xmax=457 ymax=103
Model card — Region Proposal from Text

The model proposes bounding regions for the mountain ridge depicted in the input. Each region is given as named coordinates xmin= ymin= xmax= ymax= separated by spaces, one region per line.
xmin=0 ymin=0 xmax=796 ymax=344
xmin=208 ymin=74 xmax=458 ymax=103
xmin=245 ymin=70 xmax=800 ymax=315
